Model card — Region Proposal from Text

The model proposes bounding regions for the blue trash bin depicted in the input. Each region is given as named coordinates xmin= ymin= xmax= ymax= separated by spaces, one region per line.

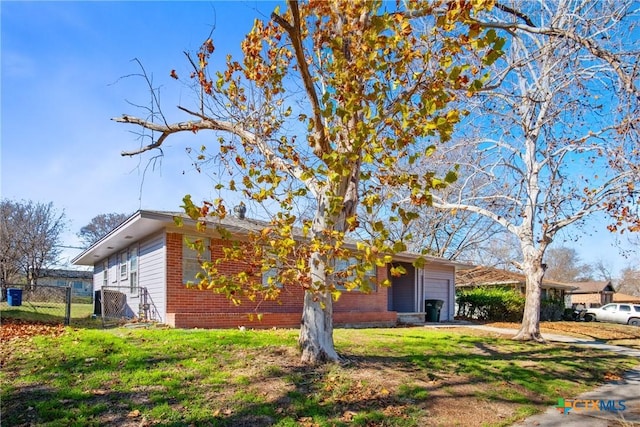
xmin=7 ymin=288 xmax=23 ymax=306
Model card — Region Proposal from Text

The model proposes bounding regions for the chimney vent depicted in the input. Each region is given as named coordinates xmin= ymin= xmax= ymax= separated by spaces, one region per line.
xmin=234 ymin=202 xmax=247 ymax=219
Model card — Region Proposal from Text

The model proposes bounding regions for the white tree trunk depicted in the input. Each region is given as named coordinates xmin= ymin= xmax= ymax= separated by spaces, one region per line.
xmin=297 ymin=192 xmax=343 ymax=364
xmin=513 ymin=245 xmax=546 ymax=342
xmin=299 ymin=287 xmax=340 ymax=364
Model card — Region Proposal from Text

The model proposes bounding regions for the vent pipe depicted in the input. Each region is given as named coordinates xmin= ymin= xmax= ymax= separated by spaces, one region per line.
xmin=234 ymin=202 xmax=247 ymax=219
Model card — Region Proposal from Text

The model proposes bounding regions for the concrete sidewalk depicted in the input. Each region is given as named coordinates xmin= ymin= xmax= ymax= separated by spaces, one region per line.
xmin=463 ymin=325 xmax=640 ymax=426
xmin=513 ymin=367 xmax=640 ymax=426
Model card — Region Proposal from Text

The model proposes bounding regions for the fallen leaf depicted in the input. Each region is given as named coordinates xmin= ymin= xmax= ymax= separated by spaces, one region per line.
xmin=128 ymin=409 xmax=141 ymax=418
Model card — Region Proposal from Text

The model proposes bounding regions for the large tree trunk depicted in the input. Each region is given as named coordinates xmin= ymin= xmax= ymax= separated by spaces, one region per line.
xmin=513 ymin=249 xmax=546 ymax=342
xmin=297 ymin=192 xmax=342 ymax=364
xmin=298 ymin=242 xmax=340 ymax=363
xmin=299 ymin=288 xmax=340 ymax=364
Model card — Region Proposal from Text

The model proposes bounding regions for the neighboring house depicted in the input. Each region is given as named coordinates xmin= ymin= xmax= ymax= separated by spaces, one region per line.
xmin=613 ymin=293 xmax=640 ymax=303
xmin=37 ymin=268 xmax=93 ymax=297
xmin=568 ymin=281 xmax=616 ymax=308
xmin=72 ymin=210 xmax=462 ymax=328
xmin=456 ymin=266 xmax=576 ymax=302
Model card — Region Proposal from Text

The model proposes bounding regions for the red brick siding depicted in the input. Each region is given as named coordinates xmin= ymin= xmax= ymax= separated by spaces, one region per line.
xmin=164 ymin=232 xmax=396 ymax=328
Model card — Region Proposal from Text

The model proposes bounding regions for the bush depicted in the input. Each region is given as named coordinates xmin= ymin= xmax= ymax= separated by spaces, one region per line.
xmin=456 ymin=287 xmax=525 ymax=322
xmin=540 ymin=298 xmax=565 ymax=321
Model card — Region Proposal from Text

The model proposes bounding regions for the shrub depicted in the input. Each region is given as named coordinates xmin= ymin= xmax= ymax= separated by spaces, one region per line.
xmin=456 ymin=287 xmax=525 ymax=322
xmin=540 ymin=298 xmax=565 ymax=321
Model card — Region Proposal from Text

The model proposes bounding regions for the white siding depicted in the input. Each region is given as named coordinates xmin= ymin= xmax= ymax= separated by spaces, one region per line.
xmin=138 ymin=232 xmax=166 ymax=322
xmin=93 ymin=264 xmax=103 ymax=293
xmin=417 ymin=264 xmax=456 ymax=321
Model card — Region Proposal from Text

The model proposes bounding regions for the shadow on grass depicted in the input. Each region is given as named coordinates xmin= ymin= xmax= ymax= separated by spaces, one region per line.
xmin=2 ymin=328 xmax=635 ymax=427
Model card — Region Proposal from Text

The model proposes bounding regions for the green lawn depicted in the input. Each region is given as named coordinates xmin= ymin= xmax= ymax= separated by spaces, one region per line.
xmin=1 ymin=325 xmax=636 ymax=426
xmin=0 ymin=302 xmax=95 ymax=326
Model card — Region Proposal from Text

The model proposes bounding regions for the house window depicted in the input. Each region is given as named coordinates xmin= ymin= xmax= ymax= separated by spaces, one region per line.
xmin=103 ymin=261 xmax=108 ymax=287
xmin=182 ymin=236 xmax=210 ymax=285
xmin=129 ymin=245 xmax=138 ymax=293
xmin=73 ymin=281 xmax=83 ymax=290
xmin=262 ymin=260 xmax=285 ymax=289
xmin=333 ymin=257 xmax=377 ymax=291
xmin=120 ymin=251 xmax=128 ymax=281
xmin=262 ymin=266 xmax=277 ymax=287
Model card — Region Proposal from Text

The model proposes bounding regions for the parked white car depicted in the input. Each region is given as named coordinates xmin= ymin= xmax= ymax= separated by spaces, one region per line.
xmin=584 ymin=303 xmax=640 ymax=326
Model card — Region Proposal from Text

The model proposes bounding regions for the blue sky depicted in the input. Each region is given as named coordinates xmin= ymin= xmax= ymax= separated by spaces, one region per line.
xmin=1 ymin=1 xmax=279 ymax=265
xmin=1 ymin=1 xmax=635 ymax=275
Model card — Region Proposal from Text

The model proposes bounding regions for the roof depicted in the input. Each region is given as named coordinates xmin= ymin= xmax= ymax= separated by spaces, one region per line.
xmin=456 ymin=266 xmax=576 ymax=290
xmin=72 ymin=210 xmax=465 ymax=269
xmin=613 ymin=293 xmax=640 ymax=303
xmin=566 ymin=281 xmax=615 ymax=294
xmin=40 ymin=269 xmax=93 ymax=280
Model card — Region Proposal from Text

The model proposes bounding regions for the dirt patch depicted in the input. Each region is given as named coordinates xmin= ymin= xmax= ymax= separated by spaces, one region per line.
xmin=213 ymin=352 xmax=548 ymax=427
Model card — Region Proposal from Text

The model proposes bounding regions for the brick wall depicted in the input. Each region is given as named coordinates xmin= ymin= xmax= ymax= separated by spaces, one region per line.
xmin=164 ymin=232 xmax=396 ymax=328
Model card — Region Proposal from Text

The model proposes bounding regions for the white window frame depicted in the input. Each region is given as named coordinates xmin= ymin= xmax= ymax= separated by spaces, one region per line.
xmin=120 ymin=251 xmax=128 ymax=281
xmin=129 ymin=244 xmax=138 ymax=293
xmin=333 ymin=257 xmax=377 ymax=291
xmin=182 ymin=236 xmax=211 ymax=285
xmin=262 ymin=261 xmax=285 ymax=289
xmin=102 ymin=261 xmax=108 ymax=287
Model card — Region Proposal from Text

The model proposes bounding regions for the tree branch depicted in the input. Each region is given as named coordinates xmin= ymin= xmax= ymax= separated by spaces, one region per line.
xmin=475 ymin=20 xmax=638 ymax=94
xmin=113 ymin=112 xmax=320 ymax=195
xmin=494 ymin=2 xmax=535 ymax=27
xmin=272 ymin=1 xmax=329 ymax=157
xmin=431 ymin=198 xmax=519 ymax=236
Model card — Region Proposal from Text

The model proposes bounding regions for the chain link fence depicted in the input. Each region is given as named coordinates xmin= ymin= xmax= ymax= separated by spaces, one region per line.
xmin=2 ymin=284 xmax=161 ymax=328
xmin=0 ymin=283 xmax=77 ymax=325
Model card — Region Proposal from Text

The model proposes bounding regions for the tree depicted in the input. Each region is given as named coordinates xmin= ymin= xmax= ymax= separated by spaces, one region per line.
xmin=114 ymin=1 xmax=503 ymax=363
xmin=359 ymin=142 xmax=518 ymax=264
xmin=617 ymin=265 xmax=640 ymax=295
xmin=543 ymin=247 xmax=592 ymax=283
xmin=78 ymin=213 xmax=129 ymax=248
xmin=426 ymin=0 xmax=639 ymax=341
xmin=0 ymin=199 xmax=66 ymax=285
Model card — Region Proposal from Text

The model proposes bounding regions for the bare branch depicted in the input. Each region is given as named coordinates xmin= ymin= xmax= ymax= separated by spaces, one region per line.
xmin=114 ymin=112 xmax=321 ymax=196
xmin=475 ymin=20 xmax=639 ymax=94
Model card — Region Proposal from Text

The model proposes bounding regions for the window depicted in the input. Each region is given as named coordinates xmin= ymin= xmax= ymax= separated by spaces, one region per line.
xmin=183 ymin=236 xmax=210 ymax=284
xmin=262 ymin=266 xmax=278 ymax=287
xmin=619 ymin=305 xmax=631 ymax=312
xmin=103 ymin=261 xmax=108 ymax=287
xmin=634 ymin=306 xmax=640 ymax=313
xmin=602 ymin=304 xmax=616 ymax=311
xmin=73 ymin=281 xmax=83 ymax=290
xmin=120 ymin=251 xmax=128 ymax=280
xmin=333 ymin=257 xmax=377 ymax=291
xmin=129 ymin=245 xmax=138 ymax=293
xmin=262 ymin=260 xmax=285 ymax=288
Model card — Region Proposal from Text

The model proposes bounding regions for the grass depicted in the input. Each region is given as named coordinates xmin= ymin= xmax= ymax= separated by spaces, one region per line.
xmin=1 ymin=325 xmax=638 ymax=426
xmin=1 ymin=301 xmax=95 ymax=326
